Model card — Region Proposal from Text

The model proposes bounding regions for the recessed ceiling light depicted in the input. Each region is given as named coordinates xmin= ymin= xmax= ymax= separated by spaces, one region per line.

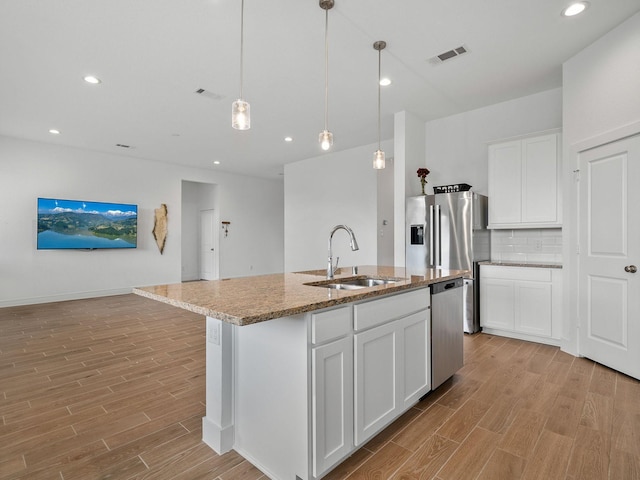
xmin=284 ymin=136 xmax=293 ymax=142
xmin=83 ymin=75 xmax=101 ymax=84
xmin=213 ymin=161 xmax=221 ymax=165
xmin=562 ymin=2 xmax=589 ymax=16
xmin=379 ymin=78 xmax=392 ymax=86
xmin=48 ymin=129 xmax=60 ymax=135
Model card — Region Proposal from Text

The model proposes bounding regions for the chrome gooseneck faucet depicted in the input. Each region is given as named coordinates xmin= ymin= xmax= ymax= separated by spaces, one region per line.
xmin=327 ymin=224 xmax=359 ymax=279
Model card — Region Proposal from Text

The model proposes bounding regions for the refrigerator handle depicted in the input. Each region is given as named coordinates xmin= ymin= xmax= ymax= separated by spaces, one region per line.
xmin=435 ymin=204 xmax=441 ymax=266
xmin=429 ymin=205 xmax=434 ymax=267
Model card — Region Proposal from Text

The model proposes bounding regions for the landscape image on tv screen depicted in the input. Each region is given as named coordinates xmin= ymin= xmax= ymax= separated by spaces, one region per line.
xmin=37 ymin=198 xmax=138 ymax=250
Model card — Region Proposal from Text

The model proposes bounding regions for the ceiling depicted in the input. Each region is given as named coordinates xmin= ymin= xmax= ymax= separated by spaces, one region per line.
xmin=1 ymin=1 xmax=639 ymax=179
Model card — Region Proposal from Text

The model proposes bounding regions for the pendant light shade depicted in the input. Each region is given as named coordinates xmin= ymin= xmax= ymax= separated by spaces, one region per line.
xmin=373 ymin=41 xmax=386 ymax=169
xmin=373 ymin=149 xmax=385 ymax=169
xmin=319 ymin=130 xmax=333 ymax=151
xmin=319 ymin=0 xmax=334 ymax=150
xmin=232 ymin=99 xmax=250 ymax=130
xmin=232 ymin=0 xmax=250 ymax=130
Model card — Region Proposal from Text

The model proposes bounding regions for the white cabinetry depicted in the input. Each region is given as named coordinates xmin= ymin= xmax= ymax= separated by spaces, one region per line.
xmin=353 ymin=289 xmax=430 ymax=446
xmin=310 ymin=307 xmax=353 ymax=478
xmin=233 ymin=287 xmax=433 ymax=480
xmin=312 ymin=336 xmax=353 ymax=477
xmin=480 ymin=265 xmax=562 ymax=345
xmin=354 ymin=319 xmax=399 ymax=445
xmin=488 ymin=133 xmax=561 ymax=228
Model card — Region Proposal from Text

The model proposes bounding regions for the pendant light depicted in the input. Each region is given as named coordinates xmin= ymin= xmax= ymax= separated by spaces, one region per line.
xmin=373 ymin=41 xmax=386 ymax=169
xmin=232 ymin=0 xmax=250 ymax=130
xmin=318 ymin=0 xmax=334 ymax=151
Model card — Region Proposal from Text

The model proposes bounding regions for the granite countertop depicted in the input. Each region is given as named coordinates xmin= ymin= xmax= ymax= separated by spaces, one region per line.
xmin=478 ymin=261 xmax=563 ymax=269
xmin=133 ymin=265 xmax=468 ymax=326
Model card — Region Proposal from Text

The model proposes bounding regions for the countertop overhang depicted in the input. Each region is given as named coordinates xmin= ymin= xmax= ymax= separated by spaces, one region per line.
xmin=133 ymin=265 xmax=468 ymax=326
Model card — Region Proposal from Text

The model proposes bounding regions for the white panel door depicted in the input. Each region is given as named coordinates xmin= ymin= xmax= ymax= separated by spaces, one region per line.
xmin=354 ymin=321 xmax=399 ymax=446
xmin=516 ymin=282 xmax=552 ymax=337
xmin=200 ymin=209 xmax=217 ymax=280
xmin=400 ymin=311 xmax=430 ymax=408
xmin=522 ymin=134 xmax=558 ymax=223
xmin=480 ymin=279 xmax=515 ymax=331
xmin=311 ymin=336 xmax=353 ymax=478
xmin=579 ymin=135 xmax=640 ymax=380
xmin=488 ymin=140 xmax=522 ymax=225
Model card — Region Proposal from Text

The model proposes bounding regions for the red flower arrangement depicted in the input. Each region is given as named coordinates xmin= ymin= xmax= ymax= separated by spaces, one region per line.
xmin=417 ymin=168 xmax=430 ymax=194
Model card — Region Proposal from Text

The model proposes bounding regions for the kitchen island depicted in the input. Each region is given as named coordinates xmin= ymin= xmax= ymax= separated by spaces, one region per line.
xmin=134 ymin=266 xmax=467 ymax=480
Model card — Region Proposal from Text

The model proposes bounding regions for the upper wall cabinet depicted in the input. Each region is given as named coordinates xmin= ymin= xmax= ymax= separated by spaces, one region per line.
xmin=488 ymin=132 xmax=562 ymax=229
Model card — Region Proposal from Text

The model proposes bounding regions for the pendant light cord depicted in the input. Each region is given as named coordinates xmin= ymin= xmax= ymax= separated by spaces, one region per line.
xmin=239 ymin=0 xmax=245 ymax=100
xmin=324 ymin=6 xmax=329 ymax=131
xmin=377 ymin=48 xmax=381 ymax=150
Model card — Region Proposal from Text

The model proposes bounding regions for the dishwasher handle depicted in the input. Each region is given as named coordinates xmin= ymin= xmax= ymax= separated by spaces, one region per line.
xmin=431 ymin=277 xmax=464 ymax=295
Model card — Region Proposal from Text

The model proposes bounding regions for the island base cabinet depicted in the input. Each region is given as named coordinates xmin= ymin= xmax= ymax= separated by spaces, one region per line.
xmin=354 ymin=310 xmax=430 ymax=447
xmin=233 ymin=316 xmax=309 ymax=480
xmin=206 ymin=288 xmax=432 ymax=480
xmin=312 ymin=336 xmax=353 ymax=478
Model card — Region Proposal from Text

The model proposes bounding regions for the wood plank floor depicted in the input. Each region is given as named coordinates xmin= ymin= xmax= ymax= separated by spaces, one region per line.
xmin=1 ymin=294 xmax=639 ymax=479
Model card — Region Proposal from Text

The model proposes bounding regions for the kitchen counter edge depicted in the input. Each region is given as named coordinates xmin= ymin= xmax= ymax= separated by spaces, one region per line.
xmin=133 ymin=266 xmax=468 ymax=327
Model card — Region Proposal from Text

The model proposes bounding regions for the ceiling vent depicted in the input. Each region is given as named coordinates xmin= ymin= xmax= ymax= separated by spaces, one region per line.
xmin=428 ymin=45 xmax=468 ymax=65
xmin=195 ymin=88 xmax=224 ymax=101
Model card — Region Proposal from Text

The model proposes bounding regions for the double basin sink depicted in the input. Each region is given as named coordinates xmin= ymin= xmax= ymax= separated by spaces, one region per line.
xmin=305 ymin=275 xmax=404 ymax=291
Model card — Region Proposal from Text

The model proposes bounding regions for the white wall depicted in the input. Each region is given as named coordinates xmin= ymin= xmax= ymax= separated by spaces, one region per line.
xmin=563 ymin=13 xmax=640 ymax=148
xmin=394 ymin=111 xmax=426 ymax=266
xmin=376 ymin=157 xmax=394 ymax=266
xmin=424 ymin=88 xmax=563 ymax=196
xmin=562 ymin=12 xmax=640 ymax=355
xmin=284 ymin=141 xmax=391 ymax=272
xmin=0 ymin=135 xmax=284 ymax=307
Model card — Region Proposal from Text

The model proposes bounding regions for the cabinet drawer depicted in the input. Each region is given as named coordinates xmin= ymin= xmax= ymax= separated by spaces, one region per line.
xmin=311 ymin=306 xmax=352 ymax=345
xmin=354 ymin=288 xmax=429 ymax=332
xmin=481 ymin=266 xmax=551 ymax=282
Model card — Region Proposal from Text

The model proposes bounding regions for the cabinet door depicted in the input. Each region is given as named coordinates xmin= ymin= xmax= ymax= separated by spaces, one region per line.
xmin=480 ymin=278 xmax=515 ymax=331
xmin=515 ymin=281 xmax=552 ymax=337
xmin=354 ymin=321 xmax=399 ymax=446
xmin=312 ymin=336 xmax=353 ymax=477
xmin=522 ymin=134 xmax=559 ymax=224
xmin=399 ymin=311 xmax=430 ymax=409
xmin=488 ymin=140 xmax=522 ymax=226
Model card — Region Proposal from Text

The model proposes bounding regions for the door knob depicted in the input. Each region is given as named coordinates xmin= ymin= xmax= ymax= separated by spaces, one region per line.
xmin=624 ymin=265 xmax=637 ymax=273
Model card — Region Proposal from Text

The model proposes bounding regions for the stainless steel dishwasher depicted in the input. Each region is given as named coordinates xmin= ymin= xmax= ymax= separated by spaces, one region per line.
xmin=430 ymin=278 xmax=464 ymax=390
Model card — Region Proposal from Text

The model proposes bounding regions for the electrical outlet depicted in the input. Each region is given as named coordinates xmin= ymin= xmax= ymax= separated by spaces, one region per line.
xmin=208 ymin=323 xmax=220 ymax=345
xmin=534 ymin=239 xmax=542 ymax=251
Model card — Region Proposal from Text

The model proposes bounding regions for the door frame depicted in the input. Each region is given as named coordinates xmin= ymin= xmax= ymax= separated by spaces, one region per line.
xmin=565 ymin=124 xmax=640 ymax=360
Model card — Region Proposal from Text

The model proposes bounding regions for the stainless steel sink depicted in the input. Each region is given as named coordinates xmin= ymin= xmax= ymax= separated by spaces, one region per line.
xmin=305 ymin=276 xmax=404 ymax=290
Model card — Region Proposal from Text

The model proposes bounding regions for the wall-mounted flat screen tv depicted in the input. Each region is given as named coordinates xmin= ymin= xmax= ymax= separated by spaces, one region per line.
xmin=37 ymin=198 xmax=138 ymax=250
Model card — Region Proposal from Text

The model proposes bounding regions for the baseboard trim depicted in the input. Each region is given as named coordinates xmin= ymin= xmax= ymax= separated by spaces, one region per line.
xmin=0 ymin=288 xmax=133 ymax=308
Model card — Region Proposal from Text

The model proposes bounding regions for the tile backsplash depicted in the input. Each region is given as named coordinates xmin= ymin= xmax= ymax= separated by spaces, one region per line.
xmin=490 ymin=228 xmax=562 ymax=264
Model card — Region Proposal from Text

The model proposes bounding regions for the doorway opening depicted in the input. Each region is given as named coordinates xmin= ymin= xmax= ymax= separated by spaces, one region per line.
xmin=181 ymin=181 xmax=219 ymax=281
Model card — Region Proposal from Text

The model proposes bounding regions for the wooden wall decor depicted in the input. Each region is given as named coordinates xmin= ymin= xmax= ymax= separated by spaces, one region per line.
xmin=152 ymin=204 xmax=168 ymax=254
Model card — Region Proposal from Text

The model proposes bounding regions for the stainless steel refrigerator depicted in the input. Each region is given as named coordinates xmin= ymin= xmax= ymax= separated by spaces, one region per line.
xmin=406 ymin=191 xmax=490 ymax=333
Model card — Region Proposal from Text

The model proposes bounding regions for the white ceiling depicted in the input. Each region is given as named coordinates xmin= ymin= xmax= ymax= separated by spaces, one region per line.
xmin=1 ymin=0 xmax=639 ymax=179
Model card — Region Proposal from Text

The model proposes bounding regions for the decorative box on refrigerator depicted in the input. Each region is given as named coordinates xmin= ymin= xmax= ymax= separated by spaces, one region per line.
xmin=406 ymin=191 xmax=490 ymax=333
